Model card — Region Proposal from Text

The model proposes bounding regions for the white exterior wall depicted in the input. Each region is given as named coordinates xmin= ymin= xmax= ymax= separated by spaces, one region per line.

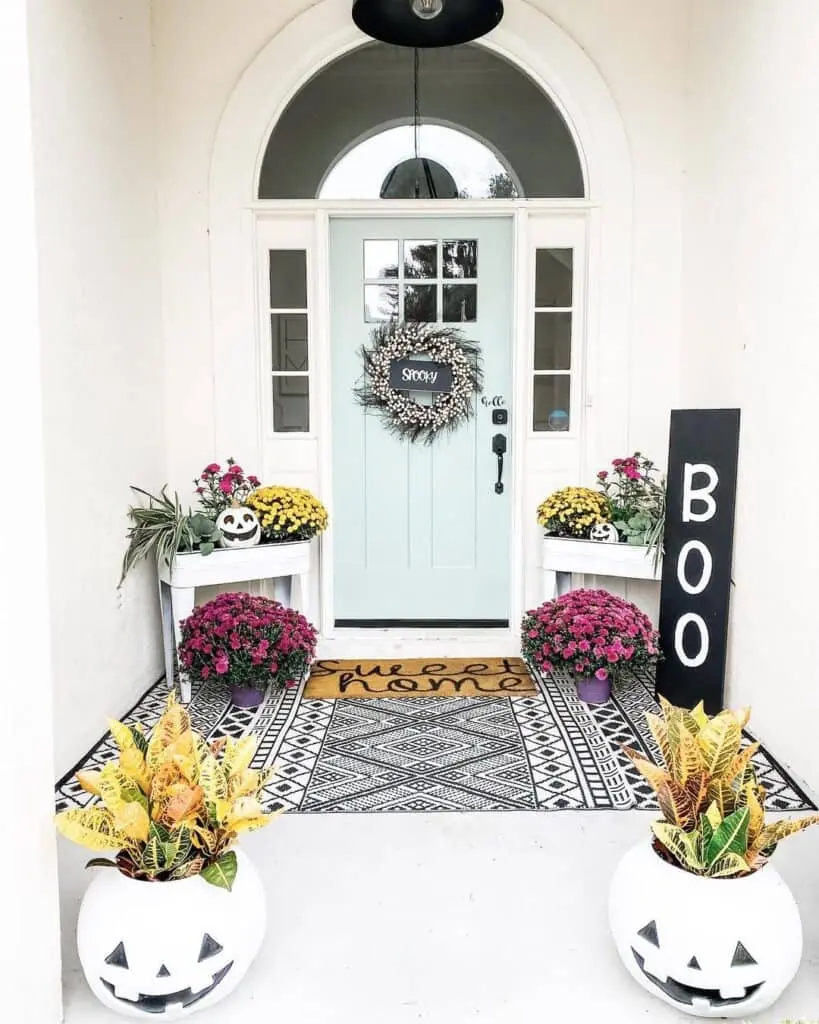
xmin=27 ymin=0 xmax=164 ymax=777
xmin=153 ymin=0 xmax=686 ymax=629
xmin=684 ymin=1 xmax=819 ymax=784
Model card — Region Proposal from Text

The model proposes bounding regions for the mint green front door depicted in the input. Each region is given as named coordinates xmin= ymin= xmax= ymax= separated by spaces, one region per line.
xmin=330 ymin=217 xmax=513 ymax=625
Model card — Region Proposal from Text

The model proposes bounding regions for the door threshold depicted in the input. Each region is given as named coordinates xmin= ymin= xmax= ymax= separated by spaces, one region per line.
xmin=318 ymin=627 xmax=519 ymax=659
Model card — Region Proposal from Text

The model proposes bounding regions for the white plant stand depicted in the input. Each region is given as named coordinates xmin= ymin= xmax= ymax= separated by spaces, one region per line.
xmin=541 ymin=536 xmax=662 ymax=601
xmin=157 ymin=541 xmax=312 ymax=703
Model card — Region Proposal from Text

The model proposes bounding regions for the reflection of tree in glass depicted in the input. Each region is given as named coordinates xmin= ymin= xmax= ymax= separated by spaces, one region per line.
xmin=488 ymin=172 xmax=518 ymax=198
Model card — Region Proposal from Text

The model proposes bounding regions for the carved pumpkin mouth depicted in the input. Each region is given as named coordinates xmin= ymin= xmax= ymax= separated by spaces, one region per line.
xmin=101 ymin=962 xmax=233 ymax=1013
xmin=221 ymin=523 xmax=259 ymax=543
xmin=632 ymin=950 xmax=763 ymax=1008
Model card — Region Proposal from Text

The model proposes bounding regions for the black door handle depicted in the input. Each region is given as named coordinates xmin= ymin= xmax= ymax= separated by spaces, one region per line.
xmin=492 ymin=433 xmax=507 ymax=495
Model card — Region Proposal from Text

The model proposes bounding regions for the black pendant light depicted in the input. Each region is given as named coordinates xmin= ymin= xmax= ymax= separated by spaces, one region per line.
xmin=353 ymin=0 xmax=504 ymax=48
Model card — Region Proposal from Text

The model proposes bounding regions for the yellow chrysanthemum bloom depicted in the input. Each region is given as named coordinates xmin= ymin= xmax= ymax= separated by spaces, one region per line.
xmin=536 ymin=486 xmax=611 ymax=538
xmin=245 ymin=486 xmax=329 ymax=542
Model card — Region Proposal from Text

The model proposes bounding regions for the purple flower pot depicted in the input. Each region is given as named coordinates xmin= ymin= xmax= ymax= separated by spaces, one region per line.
xmin=230 ymin=684 xmax=266 ymax=708
xmin=576 ymin=675 xmax=611 ymax=704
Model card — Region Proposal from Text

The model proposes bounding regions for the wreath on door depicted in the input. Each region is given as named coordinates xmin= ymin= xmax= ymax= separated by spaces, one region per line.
xmin=354 ymin=321 xmax=483 ymax=445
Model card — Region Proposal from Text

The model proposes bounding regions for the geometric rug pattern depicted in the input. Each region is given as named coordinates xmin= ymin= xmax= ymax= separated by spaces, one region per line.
xmin=55 ymin=666 xmax=816 ymax=815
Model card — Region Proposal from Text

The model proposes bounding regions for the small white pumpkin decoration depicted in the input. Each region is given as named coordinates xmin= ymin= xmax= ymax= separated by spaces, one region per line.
xmin=609 ymin=842 xmax=802 ymax=1018
xmin=589 ymin=522 xmax=619 ymax=543
xmin=216 ymin=505 xmax=261 ymax=549
xmin=77 ymin=850 xmax=266 ymax=1020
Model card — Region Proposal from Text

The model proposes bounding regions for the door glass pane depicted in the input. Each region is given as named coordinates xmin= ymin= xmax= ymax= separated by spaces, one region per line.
xmin=534 ymin=313 xmax=571 ymax=371
xmin=404 ymin=240 xmax=438 ymax=279
xmin=404 ymin=285 xmax=437 ymax=323
xmin=443 ymin=240 xmax=478 ymax=279
xmin=533 ymin=375 xmax=571 ymax=431
xmin=443 ymin=284 xmax=477 ymax=323
xmin=271 ymin=314 xmax=309 ymax=372
xmin=364 ymin=284 xmax=398 ymax=322
xmin=269 ymin=250 xmax=307 ymax=309
xmin=535 ymin=249 xmax=573 ymax=307
xmin=272 ymin=378 xmax=309 ymax=432
xmin=364 ymin=240 xmax=399 ymax=279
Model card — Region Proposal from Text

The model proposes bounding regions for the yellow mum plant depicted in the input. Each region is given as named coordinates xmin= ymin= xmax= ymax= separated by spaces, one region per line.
xmin=55 ymin=694 xmax=280 ymax=889
xmin=245 ymin=485 xmax=329 ymax=542
xmin=537 ymin=486 xmax=611 ymax=538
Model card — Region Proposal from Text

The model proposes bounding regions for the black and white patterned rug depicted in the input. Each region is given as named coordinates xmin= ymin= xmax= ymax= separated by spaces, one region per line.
xmin=55 ymin=669 xmax=815 ymax=814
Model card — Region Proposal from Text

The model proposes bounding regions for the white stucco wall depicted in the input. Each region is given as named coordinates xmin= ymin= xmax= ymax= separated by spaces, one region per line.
xmin=27 ymin=0 xmax=165 ymax=777
xmin=684 ymin=1 xmax=819 ymax=785
xmin=154 ymin=0 xmax=686 ymax=497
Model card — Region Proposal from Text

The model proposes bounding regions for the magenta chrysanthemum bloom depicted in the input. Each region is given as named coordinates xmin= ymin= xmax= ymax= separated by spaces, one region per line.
xmin=178 ymin=592 xmax=317 ymax=694
xmin=520 ymin=588 xmax=661 ymax=687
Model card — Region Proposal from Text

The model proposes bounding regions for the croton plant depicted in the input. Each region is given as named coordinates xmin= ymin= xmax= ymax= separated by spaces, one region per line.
xmin=627 ymin=697 xmax=819 ymax=877
xmin=55 ymin=694 xmax=280 ymax=888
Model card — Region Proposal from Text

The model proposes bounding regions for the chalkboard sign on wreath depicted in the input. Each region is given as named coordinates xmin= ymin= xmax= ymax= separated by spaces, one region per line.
xmin=389 ymin=358 xmax=453 ymax=394
xmin=354 ymin=321 xmax=483 ymax=444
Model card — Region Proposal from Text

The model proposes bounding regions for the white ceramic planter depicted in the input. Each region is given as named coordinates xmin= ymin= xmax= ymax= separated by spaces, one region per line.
xmin=609 ymin=842 xmax=802 ymax=1018
xmin=77 ymin=850 xmax=266 ymax=1020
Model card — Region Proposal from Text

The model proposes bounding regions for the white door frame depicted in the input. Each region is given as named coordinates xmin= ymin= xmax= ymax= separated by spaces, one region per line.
xmin=210 ymin=0 xmax=634 ymax=655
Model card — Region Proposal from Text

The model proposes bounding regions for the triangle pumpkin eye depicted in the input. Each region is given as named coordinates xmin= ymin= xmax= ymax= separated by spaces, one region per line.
xmin=198 ymin=933 xmax=223 ymax=962
xmin=104 ymin=942 xmax=129 ymax=969
xmin=731 ymin=941 xmax=757 ymax=967
xmin=636 ymin=920 xmax=660 ymax=948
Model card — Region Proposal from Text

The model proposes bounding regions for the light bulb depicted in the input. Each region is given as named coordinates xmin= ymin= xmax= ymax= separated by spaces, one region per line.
xmin=411 ymin=0 xmax=444 ymax=20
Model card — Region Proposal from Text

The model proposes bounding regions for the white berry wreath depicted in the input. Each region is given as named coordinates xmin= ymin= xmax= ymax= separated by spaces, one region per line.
xmin=354 ymin=321 xmax=484 ymax=444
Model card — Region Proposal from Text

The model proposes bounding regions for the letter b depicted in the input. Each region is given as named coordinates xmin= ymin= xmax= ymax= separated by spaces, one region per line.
xmin=682 ymin=463 xmax=718 ymax=523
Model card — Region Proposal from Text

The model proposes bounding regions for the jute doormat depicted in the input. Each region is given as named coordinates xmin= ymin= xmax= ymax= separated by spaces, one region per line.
xmin=304 ymin=658 xmax=536 ymax=698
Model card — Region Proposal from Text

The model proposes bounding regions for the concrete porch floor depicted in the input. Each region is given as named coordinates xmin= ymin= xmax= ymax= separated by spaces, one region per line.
xmin=59 ymin=810 xmax=819 ymax=1023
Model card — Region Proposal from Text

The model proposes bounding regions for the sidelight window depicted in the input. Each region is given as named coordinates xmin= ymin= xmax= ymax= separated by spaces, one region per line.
xmin=532 ymin=248 xmax=574 ymax=432
xmin=268 ymin=249 xmax=310 ymax=432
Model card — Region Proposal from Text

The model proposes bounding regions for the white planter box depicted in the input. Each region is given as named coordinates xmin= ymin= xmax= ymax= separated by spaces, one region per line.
xmin=157 ymin=540 xmax=314 ymax=703
xmin=158 ymin=540 xmax=311 ymax=589
xmin=541 ymin=536 xmax=662 ymax=601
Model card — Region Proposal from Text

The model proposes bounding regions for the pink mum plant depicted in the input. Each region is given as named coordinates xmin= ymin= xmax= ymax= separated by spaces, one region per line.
xmin=179 ymin=592 xmax=317 ymax=694
xmin=194 ymin=457 xmax=262 ymax=517
xmin=521 ymin=588 xmax=661 ymax=683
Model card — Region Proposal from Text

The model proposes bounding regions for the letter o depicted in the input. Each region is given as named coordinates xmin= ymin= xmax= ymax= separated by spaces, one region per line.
xmin=676 ymin=540 xmax=713 ymax=596
xmin=674 ymin=613 xmax=709 ymax=668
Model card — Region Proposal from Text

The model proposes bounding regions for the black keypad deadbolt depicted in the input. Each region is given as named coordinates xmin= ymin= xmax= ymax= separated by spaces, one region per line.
xmin=492 ymin=409 xmax=508 ymax=425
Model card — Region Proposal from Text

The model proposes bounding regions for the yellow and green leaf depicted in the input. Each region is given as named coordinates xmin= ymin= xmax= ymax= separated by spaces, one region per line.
xmin=657 ymin=779 xmax=696 ymax=830
xmin=707 ymin=852 xmax=749 ymax=878
xmin=55 ymin=807 xmax=127 ymax=851
xmin=223 ymin=736 xmax=257 ymax=779
xmin=113 ymin=801 xmax=151 ymax=843
xmin=652 ymin=822 xmax=704 ymax=873
xmin=705 ymin=805 xmax=750 ymax=866
xmin=698 ymin=713 xmax=742 ymax=777
xmin=201 ymin=851 xmax=238 ymax=891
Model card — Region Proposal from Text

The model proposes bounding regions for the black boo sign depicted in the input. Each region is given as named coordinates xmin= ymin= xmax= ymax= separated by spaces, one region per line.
xmin=389 ymin=358 xmax=453 ymax=394
xmin=656 ymin=409 xmax=741 ymax=715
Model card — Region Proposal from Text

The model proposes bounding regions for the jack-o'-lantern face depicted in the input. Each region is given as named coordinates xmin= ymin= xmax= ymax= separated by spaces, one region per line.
xmin=77 ymin=852 xmax=267 ymax=1020
xmin=98 ymin=932 xmax=232 ymax=1015
xmin=609 ymin=843 xmax=803 ymax=1019
xmin=589 ymin=522 xmax=619 ymax=543
xmin=631 ymin=919 xmax=765 ymax=1012
xmin=216 ymin=507 xmax=260 ymax=549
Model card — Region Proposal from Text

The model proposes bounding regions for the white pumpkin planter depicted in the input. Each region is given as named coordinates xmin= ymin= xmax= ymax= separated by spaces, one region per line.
xmin=77 ymin=850 xmax=266 ymax=1020
xmin=609 ymin=842 xmax=802 ymax=1018
xmin=216 ymin=506 xmax=261 ymax=549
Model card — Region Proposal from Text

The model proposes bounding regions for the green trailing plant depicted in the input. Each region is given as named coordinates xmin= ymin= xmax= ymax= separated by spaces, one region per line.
xmin=626 ymin=697 xmax=819 ymax=878
xmin=119 ymin=486 xmax=221 ymax=586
